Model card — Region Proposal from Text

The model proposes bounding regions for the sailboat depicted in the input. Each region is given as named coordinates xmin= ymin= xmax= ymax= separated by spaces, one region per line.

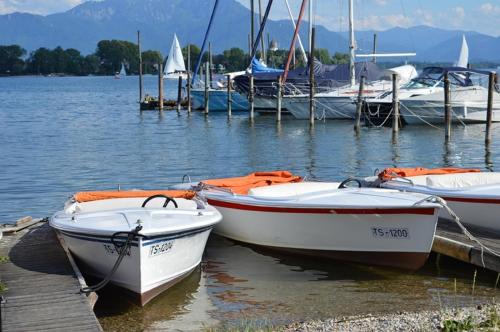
xmin=114 ymin=63 xmax=126 ymax=79
xmin=164 ymin=34 xmax=187 ymax=80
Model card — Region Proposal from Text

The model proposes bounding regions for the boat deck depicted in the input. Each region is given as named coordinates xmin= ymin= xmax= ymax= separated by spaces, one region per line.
xmin=433 ymin=219 xmax=500 ymax=273
xmin=0 ymin=220 xmax=102 ymax=331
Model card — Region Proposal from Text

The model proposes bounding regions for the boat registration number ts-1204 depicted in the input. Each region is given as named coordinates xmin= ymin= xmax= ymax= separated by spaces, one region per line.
xmin=149 ymin=241 xmax=173 ymax=257
xmin=371 ymin=227 xmax=409 ymax=239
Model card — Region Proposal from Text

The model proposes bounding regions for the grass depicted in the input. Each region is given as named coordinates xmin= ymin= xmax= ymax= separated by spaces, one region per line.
xmin=442 ymin=307 xmax=500 ymax=332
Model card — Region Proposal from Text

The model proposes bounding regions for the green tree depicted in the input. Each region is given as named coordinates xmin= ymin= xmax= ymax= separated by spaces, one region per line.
xmin=0 ymin=45 xmax=26 ymax=75
xmin=83 ymin=55 xmax=100 ymax=75
xmin=141 ymin=50 xmax=163 ymax=74
xmin=182 ymin=44 xmax=200 ymax=72
xmin=313 ymin=48 xmax=332 ymax=65
xmin=96 ymin=40 xmax=139 ymax=75
xmin=222 ymin=47 xmax=247 ymax=72
xmin=27 ymin=47 xmax=54 ymax=75
xmin=332 ymin=52 xmax=349 ymax=64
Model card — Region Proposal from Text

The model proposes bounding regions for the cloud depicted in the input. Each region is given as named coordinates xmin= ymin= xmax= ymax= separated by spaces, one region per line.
xmin=0 ymin=0 xmax=88 ymax=15
xmin=373 ymin=0 xmax=388 ymax=6
xmin=479 ymin=2 xmax=500 ymax=14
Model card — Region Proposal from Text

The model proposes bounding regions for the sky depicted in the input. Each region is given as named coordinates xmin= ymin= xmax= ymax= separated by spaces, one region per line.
xmin=0 ymin=0 xmax=499 ymax=36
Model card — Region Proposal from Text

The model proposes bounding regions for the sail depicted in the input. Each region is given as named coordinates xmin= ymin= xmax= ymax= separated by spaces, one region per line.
xmin=119 ymin=63 xmax=126 ymax=76
xmin=455 ymin=35 xmax=469 ymax=68
xmin=164 ymin=34 xmax=186 ymax=75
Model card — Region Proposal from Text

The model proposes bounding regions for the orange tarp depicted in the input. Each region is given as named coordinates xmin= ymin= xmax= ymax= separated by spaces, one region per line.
xmin=378 ymin=167 xmax=481 ymax=181
xmin=202 ymin=171 xmax=302 ymax=195
xmin=74 ymin=190 xmax=196 ymax=203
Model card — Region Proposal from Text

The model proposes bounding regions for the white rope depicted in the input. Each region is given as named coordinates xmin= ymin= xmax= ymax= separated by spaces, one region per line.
xmin=399 ymin=103 xmax=443 ymax=130
xmin=363 ymin=101 xmax=394 ymax=128
xmin=414 ymin=195 xmax=500 ymax=267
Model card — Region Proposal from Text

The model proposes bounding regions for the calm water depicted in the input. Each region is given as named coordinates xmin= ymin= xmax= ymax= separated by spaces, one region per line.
xmin=1 ymin=76 xmax=499 ymax=330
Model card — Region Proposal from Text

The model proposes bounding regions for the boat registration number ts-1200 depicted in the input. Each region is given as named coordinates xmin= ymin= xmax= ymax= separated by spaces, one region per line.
xmin=149 ymin=241 xmax=173 ymax=257
xmin=371 ymin=227 xmax=409 ymax=239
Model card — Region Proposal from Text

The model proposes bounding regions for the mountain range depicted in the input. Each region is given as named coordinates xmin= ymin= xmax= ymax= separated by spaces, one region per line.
xmin=1 ymin=0 xmax=499 ymax=63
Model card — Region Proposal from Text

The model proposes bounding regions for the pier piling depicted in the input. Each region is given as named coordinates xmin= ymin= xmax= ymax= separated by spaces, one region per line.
xmin=485 ymin=71 xmax=494 ymax=144
xmin=309 ymin=27 xmax=316 ymax=126
xmin=158 ymin=61 xmax=164 ymax=111
xmin=444 ymin=72 xmax=451 ymax=140
xmin=138 ymin=30 xmax=143 ymax=104
xmin=392 ymin=73 xmax=400 ymax=134
xmin=187 ymin=44 xmax=191 ymax=114
xmin=227 ymin=74 xmax=232 ymax=117
xmin=354 ymin=75 xmax=365 ymax=132
xmin=176 ymin=76 xmax=182 ymax=113
xmin=204 ymin=62 xmax=209 ymax=114
xmin=276 ymin=75 xmax=282 ymax=122
xmin=249 ymin=75 xmax=255 ymax=120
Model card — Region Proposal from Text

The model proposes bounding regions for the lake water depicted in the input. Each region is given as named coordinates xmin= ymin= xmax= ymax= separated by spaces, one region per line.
xmin=1 ymin=76 xmax=499 ymax=330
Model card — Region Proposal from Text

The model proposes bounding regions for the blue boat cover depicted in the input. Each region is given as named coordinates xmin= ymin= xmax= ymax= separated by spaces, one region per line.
xmin=251 ymin=58 xmax=284 ymax=74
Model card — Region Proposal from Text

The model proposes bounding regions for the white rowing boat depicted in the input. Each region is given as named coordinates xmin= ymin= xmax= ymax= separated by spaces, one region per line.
xmin=50 ymin=190 xmax=221 ymax=305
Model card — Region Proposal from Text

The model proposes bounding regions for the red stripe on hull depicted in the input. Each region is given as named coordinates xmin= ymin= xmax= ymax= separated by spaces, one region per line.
xmin=442 ymin=196 xmax=500 ymax=204
xmin=207 ymin=199 xmax=436 ymax=215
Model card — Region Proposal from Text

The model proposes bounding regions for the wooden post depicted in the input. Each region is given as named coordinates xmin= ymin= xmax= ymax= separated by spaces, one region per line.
xmin=354 ymin=75 xmax=365 ymax=132
xmin=227 ymin=74 xmax=232 ymax=117
xmin=176 ymin=76 xmax=182 ymax=113
xmin=486 ymin=71 xmax=495 ymax=144
xmin=187 ymin=44 xmax=191 ymax=114
xmin=392 ymin=73 xmax=399 ymax=134
xmin=208 ymin=42 xmax=213 ymax=85
xmin=372 ymin=33 xmax=377 ymax=63
xmin=249 ymin=75 xmax=255 ymax=119
xmin=444 ymin=72 xmax=451 ymax=140
xmin=158 ymin=61 xmax=164 ymax=111
xmin=276 ymin=75 xmax=282 ymax=122
xmin=204 ymin=62 xmax=210 ymax=114
xmin=138 ymin=30 xmax=143 ymax=103
xmin=309 ymin=27 xmax=315 ymax=126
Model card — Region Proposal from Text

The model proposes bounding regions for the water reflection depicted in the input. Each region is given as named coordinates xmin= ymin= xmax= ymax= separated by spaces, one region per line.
xmin=96 ymin=235 xmax=499 ymax=331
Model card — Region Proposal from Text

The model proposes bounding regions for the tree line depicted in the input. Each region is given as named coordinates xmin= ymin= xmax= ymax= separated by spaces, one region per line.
xmin=0 ymin=40 xmax=349 ymax=76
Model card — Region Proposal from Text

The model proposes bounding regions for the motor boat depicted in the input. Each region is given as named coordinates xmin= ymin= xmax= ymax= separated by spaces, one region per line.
xmin=177 ymin=171 xmax=440 ymax=270
xmin=369 ymin=167 xmax=500 ymax=231
xmin=283 ymin=65 xmax=417 ymax=120
xmin=50 ymin=190 xmax=221 ymax=305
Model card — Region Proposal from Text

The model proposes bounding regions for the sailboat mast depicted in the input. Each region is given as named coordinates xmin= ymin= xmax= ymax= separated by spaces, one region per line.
xmin=283 ymin=0 xmax=308 ymax=82
xmin=349 ymin=0 xmax=356 ymax=86
xmin=284 ymin=0 xmax=307 ymax=63
xmin=258 ymin=0 xmax=266 ymax=63
xmin=309 ymin=0 xmax=313 ymax=56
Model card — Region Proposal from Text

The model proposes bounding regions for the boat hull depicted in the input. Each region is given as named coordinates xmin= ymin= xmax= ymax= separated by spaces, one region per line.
xmin=191 ymin=89 xmax=249 ymax=111
xmin=58 ymin=226 xmax=213 ymax=305
xmin=284 ymin=95 xmax=357 ymax=120
xmin=206 ymin=198 xmax=438 ymax=270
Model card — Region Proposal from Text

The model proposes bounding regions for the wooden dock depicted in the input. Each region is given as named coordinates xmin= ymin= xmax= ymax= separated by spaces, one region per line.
xmin=433 ymin=219 xmax=500 ymax=273
xmin=0 ymin=220 xmax=102 ymax=331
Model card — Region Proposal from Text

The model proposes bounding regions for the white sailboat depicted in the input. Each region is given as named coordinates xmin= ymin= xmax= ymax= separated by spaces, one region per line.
xmin=114 ymin=63 xmax=126 ymax=79
xmin=164 ymin=34 xmax=187 ymax=80
xmin=455 ymin=35 xmax=469 ymax=68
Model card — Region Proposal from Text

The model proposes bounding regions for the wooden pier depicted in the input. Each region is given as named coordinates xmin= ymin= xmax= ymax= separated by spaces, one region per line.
xmin=433 ymin=219 xmax=500 ymax=273
xmin=0 ymin=220 xmax=102 ymax=331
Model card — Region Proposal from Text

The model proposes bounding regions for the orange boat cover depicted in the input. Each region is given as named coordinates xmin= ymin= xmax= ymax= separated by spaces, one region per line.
xmin=74 ymin=190 xmax=196 ymax=203
xmin=378 ymin=167 xmax=480 ymax=181
xmin=202 ymin=171 xmax=302 ymax=195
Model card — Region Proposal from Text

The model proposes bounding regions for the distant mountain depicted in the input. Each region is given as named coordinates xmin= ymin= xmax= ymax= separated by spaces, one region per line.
xmin=0 ymin=0 xmax=499 ymax=63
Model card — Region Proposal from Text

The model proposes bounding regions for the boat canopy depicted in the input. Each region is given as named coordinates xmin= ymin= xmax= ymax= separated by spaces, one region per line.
xmin=251 ymin=58 xmax=283 ymax=74
xmin=378 ymin=167 xmax=480 ymax=181
xmin=411 ymin=66 xmax=492 ymax=88
xmin=74 ymin=190 xmax=196 ymax=203
xmin=202 ymin=171 xmax=302 ymax=195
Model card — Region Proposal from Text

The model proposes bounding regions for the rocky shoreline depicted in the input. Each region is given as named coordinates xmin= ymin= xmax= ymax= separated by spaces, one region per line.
xmin=284 ymin=303 xmax=499 ymax=331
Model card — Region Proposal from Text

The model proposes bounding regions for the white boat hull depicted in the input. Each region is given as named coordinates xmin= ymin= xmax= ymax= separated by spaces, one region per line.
xmin=164 ymin=72 xmax=188 ymax=80
xmin=204 ymin=192 xmax=438 ymax=270
xmin=284 ymin=95 xmax=358 ymax=120
xmin=58 ymin=226 xmax=212 ymax=304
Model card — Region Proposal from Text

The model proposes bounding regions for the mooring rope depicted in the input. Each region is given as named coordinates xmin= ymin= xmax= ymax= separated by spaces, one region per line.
xmin=80 ymin=225 xmax=143 ymax=294
xmin=414 ymin=195 xmax=500 ymax=267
